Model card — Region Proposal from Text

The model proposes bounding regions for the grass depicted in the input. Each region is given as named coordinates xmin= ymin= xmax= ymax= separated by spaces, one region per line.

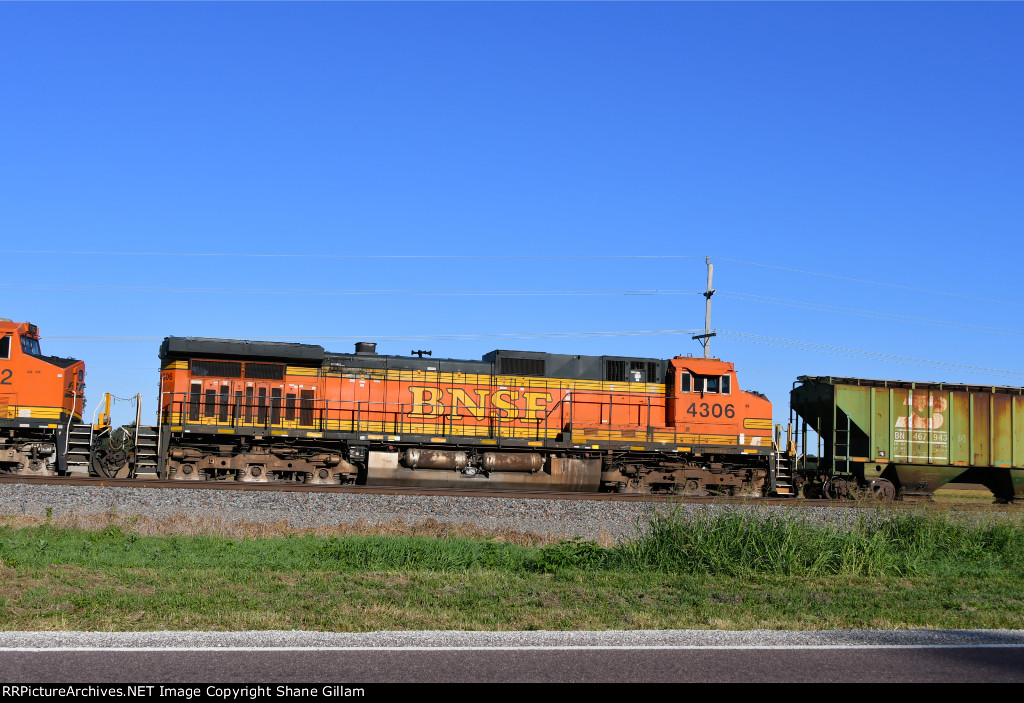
xmin=0 ymin=507 xmax=1021 ymax=631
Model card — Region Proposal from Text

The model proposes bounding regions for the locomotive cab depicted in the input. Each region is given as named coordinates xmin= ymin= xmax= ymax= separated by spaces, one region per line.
xmin=0 ymin=320 xmax=86 ymax=424
xmin=667 ymin=356 xmax=772 ymax=445
xmin=0 ymin=319 xmax=86 ymax=475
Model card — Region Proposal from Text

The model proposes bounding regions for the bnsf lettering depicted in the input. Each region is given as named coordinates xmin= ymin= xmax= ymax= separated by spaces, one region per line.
xmin=407 ymin=386 xmax=554 ymax=422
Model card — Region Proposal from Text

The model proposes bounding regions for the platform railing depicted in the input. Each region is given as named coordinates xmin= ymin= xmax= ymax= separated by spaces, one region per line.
xmin=157 ymin=390 xmax=668 ymax=444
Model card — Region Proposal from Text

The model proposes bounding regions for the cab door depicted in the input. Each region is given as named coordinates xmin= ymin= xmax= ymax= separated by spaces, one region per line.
xmin=255 ymin=382 xmax=270 ymax=428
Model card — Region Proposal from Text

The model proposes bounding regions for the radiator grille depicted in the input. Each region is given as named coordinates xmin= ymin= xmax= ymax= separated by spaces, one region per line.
xmin=191 ymin=360 xmax=242 ymax=378
xmin=500 ymin=357 xmax=545 ymax=377
xmin=245 ymin=362 xmax=285 ymax=380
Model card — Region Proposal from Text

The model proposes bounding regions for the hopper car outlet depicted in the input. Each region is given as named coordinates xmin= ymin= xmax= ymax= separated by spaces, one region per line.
xmin=1 ymin=318 xmax=1022 ymax=501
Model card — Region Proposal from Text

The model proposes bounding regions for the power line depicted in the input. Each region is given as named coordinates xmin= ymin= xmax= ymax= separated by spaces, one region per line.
xmin=4 ymin=248 xmax=1016 ymax=306
xmin=0 ymin=250 xmax=703 ymax=260
xmin=718 ymin=330 xmax=1024 ymax=380
xmin=714 ymin=257 xmax=1023 ymax=308
xmin=44 ymin=327 xmax=1023 ymax=380
xmin=721 ymin=292 xmax=1024 ymax=338
xmin=1 ymin=284 xmax=700 ymax=297
xmin=47 ymin=329 xmax=706 ymax=342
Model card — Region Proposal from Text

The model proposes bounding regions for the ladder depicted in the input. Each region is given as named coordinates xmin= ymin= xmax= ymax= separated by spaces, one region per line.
xmin=772 ymin=450 xmax=795 ymax=496
xmin=133 ymin=426 xmax=159 ymax=477
xmin=65 ymin=423 xmax=93 ymax=474
xmin=833 ymin=410 xmax=851 ymax=476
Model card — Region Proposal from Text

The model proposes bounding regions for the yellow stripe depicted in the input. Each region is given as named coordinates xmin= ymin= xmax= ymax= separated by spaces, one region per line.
xmin=323 ymin=368 xmax=666 ymax=395
xmin=1 ymin=406 xmax=66 ymax=420
xmin=286 ymin=366 xmax=320 ymax=376
xmin=743 ymin=418 xmax=773 ymax=430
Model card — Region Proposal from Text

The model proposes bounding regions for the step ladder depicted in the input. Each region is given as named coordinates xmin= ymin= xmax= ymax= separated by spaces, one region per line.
xmin=772 ymin=450 xmax=795 ymax=496
xmin=770 ymin=424 xmax=796 ymax=496
xmin=133 ymin=426 xmax=160 ymax=477
xmin=65 ymin=423 xmax=93 ymax=475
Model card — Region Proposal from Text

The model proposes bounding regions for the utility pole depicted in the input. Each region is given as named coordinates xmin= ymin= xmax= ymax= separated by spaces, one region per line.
xmin=692 ymin=256 xmax=716 ymax=358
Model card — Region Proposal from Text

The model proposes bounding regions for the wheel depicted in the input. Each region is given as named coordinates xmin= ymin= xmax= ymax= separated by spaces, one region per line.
xmin=870 ymin=479 xmax=896 ymax=501
xmin=90 ymin=448 xmax=131 ymax=478
xmin=822 ymin=478 xmax=849 ymax=500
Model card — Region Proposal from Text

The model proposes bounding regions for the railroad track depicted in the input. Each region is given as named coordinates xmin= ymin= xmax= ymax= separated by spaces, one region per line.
xmin=0 ymin=474 xmax=1009 ymax=509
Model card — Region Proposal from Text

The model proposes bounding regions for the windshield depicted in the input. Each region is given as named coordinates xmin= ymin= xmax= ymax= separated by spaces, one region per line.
xmin=20 ymin=336 xmax=40 ymax=356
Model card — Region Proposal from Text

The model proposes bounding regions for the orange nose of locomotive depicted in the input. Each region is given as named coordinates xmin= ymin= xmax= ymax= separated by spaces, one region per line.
xmin=0 ymin=319 xmax=86 ymax=424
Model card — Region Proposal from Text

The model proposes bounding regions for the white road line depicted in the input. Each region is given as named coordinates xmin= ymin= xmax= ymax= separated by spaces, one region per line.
xmin=1 ymin=644 xmax=1023 ymax=652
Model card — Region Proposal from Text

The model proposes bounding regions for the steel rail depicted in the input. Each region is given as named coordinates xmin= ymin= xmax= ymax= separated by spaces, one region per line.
xmin=0 ymin=474 xmax=1012 ymax=509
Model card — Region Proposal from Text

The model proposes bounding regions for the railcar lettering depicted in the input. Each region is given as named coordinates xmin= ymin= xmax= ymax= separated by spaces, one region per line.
xmin=406 ymin=385 xmax=553 ymax=421
xmin=0 ymin=369 xmax=11 ymax=385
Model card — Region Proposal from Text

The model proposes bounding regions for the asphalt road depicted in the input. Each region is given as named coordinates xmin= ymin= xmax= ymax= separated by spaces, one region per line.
xmin=1 ymin=630 xmax=1023 ymax=684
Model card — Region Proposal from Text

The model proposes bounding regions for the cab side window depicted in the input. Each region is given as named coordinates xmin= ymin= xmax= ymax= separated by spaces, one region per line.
xmin=0 ymin=335 xmax=9 ymax=359
xmin=679 ymin=372 xmax=691 ymax=393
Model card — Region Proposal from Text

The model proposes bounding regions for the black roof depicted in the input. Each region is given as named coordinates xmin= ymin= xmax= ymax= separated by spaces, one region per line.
xmin=161 ymin=337 xmax=325 ymax=362
xmin=161 ymin=337 xmax=668 ymax=382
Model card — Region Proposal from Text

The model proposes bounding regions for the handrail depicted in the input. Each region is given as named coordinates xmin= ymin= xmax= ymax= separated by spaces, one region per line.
xmin=64 ymin=388 xmax=78 ymax=457
xmin=158 ymin=389 xmax=677 ymax=443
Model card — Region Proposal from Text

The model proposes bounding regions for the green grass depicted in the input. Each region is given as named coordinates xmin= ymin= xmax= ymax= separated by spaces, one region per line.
xmin=0 ymin=509 xmax=1021 ymax=631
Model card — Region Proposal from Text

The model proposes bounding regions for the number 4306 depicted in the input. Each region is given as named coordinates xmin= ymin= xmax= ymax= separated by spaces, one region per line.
xmin=686 ymin=402 xmax=734 ymax=418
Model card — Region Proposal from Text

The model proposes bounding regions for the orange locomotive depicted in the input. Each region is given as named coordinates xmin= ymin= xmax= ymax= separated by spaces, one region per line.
xmin=157 ymin=337 xmax=778 ymax=494
xmin=0 ymin=319 xmax=86 ymax=475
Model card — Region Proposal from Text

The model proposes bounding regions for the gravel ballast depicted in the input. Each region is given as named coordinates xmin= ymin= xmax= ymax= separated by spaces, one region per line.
xmin=0 ymin=483 xmax=879 ymax=543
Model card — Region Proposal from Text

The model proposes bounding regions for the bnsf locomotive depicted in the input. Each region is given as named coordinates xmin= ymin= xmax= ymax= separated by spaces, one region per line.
xmin=0 ymin=319 xmax=86 ymax=476
xmin=156 ymin=337 xmax=777 ymax=494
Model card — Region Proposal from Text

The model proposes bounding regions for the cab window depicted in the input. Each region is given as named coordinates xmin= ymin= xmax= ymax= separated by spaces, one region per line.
xmin=0 ymin=335 xmax=9 ymax=359
xmin=20 ymin=336 xmax=40 ymax=356
xmin=691 ymin=374 xmax=730 ymax=394
xmin=679 ymin=372 xmax=691 ymax=393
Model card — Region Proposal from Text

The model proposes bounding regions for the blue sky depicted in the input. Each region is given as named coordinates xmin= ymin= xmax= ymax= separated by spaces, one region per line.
xmin=2 ymin=2 xmax=1021 ymax=427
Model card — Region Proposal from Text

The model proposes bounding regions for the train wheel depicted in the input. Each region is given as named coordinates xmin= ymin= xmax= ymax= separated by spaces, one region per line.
xmin=822 ymin=478 xmax=849 ymax=500
xmin=91 ymin=448 xmax=130 ymax=478
xmin=870 ymin=479 xmax=896 ymax=501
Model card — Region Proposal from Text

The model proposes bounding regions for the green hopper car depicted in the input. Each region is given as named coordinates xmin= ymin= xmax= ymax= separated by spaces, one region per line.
xmin=790 ymin=376 xmax=1024 ymax=502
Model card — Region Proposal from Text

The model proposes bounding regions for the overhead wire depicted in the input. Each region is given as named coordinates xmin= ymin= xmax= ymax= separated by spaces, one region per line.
xmin=720 ymin=292 xmax=1024 ymax=338
xmin=713 ymin=257 xmax=1023 ymax=308
xmin=0 ymin=284 xmax=699 ymax=297
xmin=43 ymin=328 xmax=1023 ymax=380
xmin=2 ymin=248 xmax=1018 ymax=306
